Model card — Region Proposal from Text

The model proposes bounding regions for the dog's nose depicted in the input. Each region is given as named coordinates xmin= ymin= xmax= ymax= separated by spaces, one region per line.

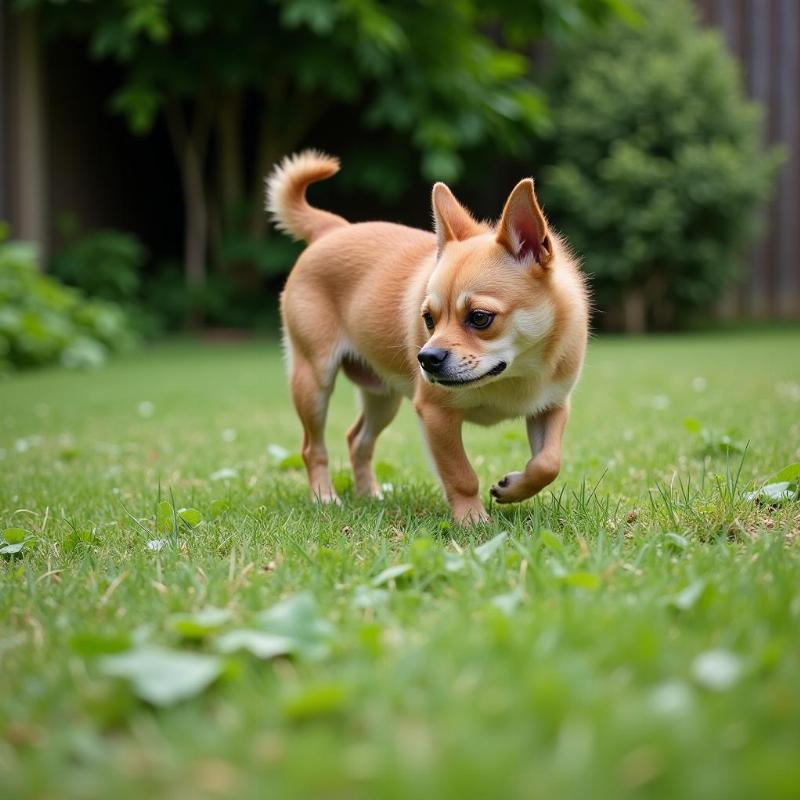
xmin=418 ymin=347 xmax=449 ymax=373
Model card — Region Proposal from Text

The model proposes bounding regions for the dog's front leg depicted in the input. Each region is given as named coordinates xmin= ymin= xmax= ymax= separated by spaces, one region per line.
xmin=490 ymin=402 xmax=569 ymax=504
xmin=414 ymin=398 xmax=488 ymax=525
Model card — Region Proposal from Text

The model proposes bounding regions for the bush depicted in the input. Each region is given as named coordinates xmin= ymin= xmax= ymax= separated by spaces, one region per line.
xmin=50 ymin=227 xmax=147 ymax=304
xmin=0 ymin=235 xmax=137 ymax=371
xmin=540 ymin=0 xmax=781 ymax=331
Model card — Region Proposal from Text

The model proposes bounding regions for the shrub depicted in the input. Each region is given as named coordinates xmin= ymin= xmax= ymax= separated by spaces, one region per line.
xmin=0 ymin=235 xmax=137 ymax=371
xmin=539 ymin=0 xmax=781 ymax=331
xmin=51 ymin=227 xmax=147 ymax=306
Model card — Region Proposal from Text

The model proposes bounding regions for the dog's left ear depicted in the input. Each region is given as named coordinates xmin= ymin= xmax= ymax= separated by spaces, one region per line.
xmin=496 ymin=178 xmax=553 ymax=268
xmin=432 ymin=183 xmax=481 ymax=257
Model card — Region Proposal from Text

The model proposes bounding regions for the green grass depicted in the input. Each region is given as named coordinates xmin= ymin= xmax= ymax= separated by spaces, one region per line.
xmin=1 ymin=329 xmax=799 ymax=799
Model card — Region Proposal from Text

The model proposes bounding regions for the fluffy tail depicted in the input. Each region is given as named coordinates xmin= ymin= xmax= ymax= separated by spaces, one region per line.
xmin=265 ymin=150 xmax=348 ymax=243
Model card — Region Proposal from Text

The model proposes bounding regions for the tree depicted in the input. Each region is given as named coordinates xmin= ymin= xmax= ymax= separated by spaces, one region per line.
xmin=16 ymin=0 xmax=631 ymax=322
xmin=538 ymin=0 xmax=780 ymax=331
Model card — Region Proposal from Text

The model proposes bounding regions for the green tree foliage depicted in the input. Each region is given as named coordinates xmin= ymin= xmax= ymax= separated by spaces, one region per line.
xmin=16 ymin=0 xmax=629 ymax=316
xmin=539 ymin=0 xmax=780 ymax=331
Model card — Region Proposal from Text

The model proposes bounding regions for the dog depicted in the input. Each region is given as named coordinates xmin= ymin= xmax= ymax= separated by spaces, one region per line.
xmin=267 ymin=150 xmax=589 ymax=524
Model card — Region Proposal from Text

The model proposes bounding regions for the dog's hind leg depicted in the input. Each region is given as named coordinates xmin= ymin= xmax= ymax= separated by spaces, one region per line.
xmin=347 ymin=389 xmax=401 ymax=498
xmin=288 ymin=350 xmax=339 ymax=504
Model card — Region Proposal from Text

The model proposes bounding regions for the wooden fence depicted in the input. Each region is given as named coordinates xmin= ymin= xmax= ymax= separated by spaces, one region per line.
xmin=695 ymin=0 xmax=800 ymax=318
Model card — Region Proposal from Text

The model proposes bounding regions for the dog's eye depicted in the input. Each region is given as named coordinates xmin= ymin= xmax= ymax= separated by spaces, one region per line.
xmin=468 ymin=310 xmax=494 ymax=329
xmin=422 ymin=312 xmax=435 ymax=331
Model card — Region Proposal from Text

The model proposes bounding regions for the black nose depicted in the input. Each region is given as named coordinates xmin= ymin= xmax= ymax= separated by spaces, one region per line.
xmin=418 ymin=347 xmax=449 ymax=373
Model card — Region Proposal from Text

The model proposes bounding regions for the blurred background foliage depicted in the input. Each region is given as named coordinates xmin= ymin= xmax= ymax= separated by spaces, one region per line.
xmin=2 ymin=0 xmax=783 ymax=366
xmin=0 ymin=228 xmax=137 ymax=370
xmin=540 ymin=0 xmax=780 ymax=331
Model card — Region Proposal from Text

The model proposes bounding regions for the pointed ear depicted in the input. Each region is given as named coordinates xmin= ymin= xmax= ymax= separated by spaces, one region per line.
xmin=496 ymin=178 xmax=553 ymax=267
xmin=432 ymin=183 xmax=481 ymax=257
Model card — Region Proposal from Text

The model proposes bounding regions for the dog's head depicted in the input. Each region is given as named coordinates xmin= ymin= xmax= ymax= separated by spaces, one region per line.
xmin=418 ymin=179 xmax=560 ymax=389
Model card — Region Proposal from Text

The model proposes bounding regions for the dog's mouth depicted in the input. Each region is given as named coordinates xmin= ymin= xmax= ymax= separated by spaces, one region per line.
xmin=432 ymin=361 xmax=507 ymax=387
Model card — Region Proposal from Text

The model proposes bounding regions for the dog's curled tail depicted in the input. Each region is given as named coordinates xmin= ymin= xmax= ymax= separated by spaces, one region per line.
xmin=266 ymin=150 xmax=347 ymax=243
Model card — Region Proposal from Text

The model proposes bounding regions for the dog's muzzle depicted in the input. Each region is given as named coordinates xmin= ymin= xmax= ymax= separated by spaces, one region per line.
xmin=417 ymin=347 xmax=449 ymax=375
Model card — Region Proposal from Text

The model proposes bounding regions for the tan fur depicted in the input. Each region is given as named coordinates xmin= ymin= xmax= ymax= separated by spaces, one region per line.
xmin=269 ymin=150 xmax=589 ymax=524
xmin=266 ymin=150 xmax=348 ymax=242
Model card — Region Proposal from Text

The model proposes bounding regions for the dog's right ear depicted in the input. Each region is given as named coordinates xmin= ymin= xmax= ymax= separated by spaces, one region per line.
xmin=432 ymin=183 xmax=480 ymax=258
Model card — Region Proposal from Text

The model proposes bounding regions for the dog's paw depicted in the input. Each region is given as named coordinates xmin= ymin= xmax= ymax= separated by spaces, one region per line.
xmin=353 ymin=479 xmax=384 ymax=500
xmin=311 ymin=488 xmax=341 ymax=505
xmin=490 ymin=471 xmax=529 ymax=504
xmin=452 ymin=501 xmax=490 ymax=526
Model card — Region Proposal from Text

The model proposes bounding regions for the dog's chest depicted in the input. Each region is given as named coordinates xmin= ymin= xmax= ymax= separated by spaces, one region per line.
xmin=453 ymin=375 xmax=573 ymax=425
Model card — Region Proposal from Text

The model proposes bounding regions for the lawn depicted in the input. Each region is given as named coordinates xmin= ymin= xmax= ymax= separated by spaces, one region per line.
xmin=1 ymin=328 xmax=799 ymax=799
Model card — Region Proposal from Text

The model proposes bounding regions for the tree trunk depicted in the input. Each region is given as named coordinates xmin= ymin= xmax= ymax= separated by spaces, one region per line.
xmin=217 ymin=91 xmax=244 ymax=214
xmin=165 ymin=98 xmax=212 ymax=326
xmin=623 ymin=287 xmax=646 ymax=334
xmin=183 ymin=137 xmax=207 ymax=290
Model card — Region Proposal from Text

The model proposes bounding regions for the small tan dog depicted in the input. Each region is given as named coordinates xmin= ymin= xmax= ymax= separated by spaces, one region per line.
xmin=267 ymin=151 xmax=589 ymax=524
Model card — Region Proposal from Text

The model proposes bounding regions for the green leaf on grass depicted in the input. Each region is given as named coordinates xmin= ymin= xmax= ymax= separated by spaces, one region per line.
xmin=169 ymin=607 xmax=232 ymax=640
xmin=371 ymin=563 xmax=413 ymax=586
xmin=2 ymin=526 xmax=35 ymax=555
xmin=214 ymin=629 xmax=294 ymax=659
xmin=769 ymin=463 xmax=800 ymax=483
xmin=664 ymin=532 xmax=689 ymax=551
xmin=539 ymin=529 xmax=563 ymax=552
xmin=98 ymin=646 xmax=223 ymax=706
xmin=257 ymin=592 xmax=333 ymax=659
xmin=177 ymin=507 xmax=203 ymax=527
xmin=561 ymin=571 xmax=601 ymax=590
xmin=474 ymin=532 xmax=507 ymax=562
xmin=281 ymin=682 xmax=348 ymax=721
xmin=155 ymin=500 xmax=174 ymax=532
xmin=70 ymin=631 xmax=132 ymax=656
xmin=208 ymin=498 xmax=230 ymax=517
xmin=668 ymin=579 xmax=708 ymax=611
xmin=278 ymin=454 xmax=305 ymax=471
xmin=375 ymin=461 xmax=396 ymax=481
xmin=332 ymin=471 xmax=352 ymax=495
xmin=3 ymin=527 xmax=28 ymax=544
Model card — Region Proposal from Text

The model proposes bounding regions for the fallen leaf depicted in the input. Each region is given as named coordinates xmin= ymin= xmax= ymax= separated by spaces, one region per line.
xmin=745 ymin=482 xmax=797 ymax=506
xmin=691 ymin=649 xmax=742 ymax=691
xmin=257 ymin=592 xmax=333 ymax=659
xmin=490 ymin=587 xmax=523 ymax=614
xmin=371 ymin=563 xmax=413 ymax=586
xmin=169 ymin=607 xmax=232 ymax=640
xmin=98 ymin=646 xmax=223 ymax=706
xmin=474 ymin=532 xmax=507 ymax=562
xmin=214 ymin=629 xmax=294 ymax=659
xmin=668 ymin=580 xmax=708 ymax=611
